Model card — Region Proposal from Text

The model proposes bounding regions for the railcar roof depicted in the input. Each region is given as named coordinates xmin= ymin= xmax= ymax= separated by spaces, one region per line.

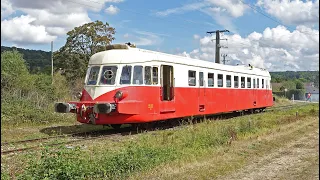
xmin=89 ymin=44 xmax=270 ymax=77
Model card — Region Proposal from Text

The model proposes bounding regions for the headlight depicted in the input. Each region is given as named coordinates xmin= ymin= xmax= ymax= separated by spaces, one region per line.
xmin=76 ymin=92 xmax=82 ymax=99
xmin=114 ymin=90 xmax=123 ymax=99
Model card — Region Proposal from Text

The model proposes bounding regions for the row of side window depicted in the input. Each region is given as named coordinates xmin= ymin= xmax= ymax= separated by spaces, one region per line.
xmin=120 ymin=65 xmax=159 ymax=85
xmin=188 ymin=70 xmax=269 ymax=89
xmin=86 ymin=65 xmax=159 ymax=85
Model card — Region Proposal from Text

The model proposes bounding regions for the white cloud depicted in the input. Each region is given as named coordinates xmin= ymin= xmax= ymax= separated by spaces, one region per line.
xmin=177 ymin=25 xmax=319 ymax=71
xmin=1 ymin=15 xmax=56 ymax=44
xmin=154 ymin=0 xmax=248 ymax=33
xmin=121 ymin=30 xmax=169 ymax=46
xmin=1 ymin=0 xmax=14 ymax=19
xmin=133 ymin=31 xmax=167 ymax=46
xmin=123 ymin=33 xmax=129 ymax=38
xmin=1 ymin=0 xmax=124 ymax=45
xmin=105 ymin=5 xmax=120 ymax=15
xmin=155 ymin=2 xmax=207 ymax=16
xmin=193 ymin=34 xmax=200 ymax=39
xmin=257 ymin=0 xmax=319 ymax=26
xmin=155 ymin=0 xmax=247 ymax=18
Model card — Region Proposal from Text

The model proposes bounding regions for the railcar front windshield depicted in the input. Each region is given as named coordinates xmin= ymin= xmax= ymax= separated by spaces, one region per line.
xmin=120 ymin=65 xmax=132 ymax=84
xmin=99 ymin=66 xmax=118 ymax=85
xmin=86 ymin=66 xmax=100 ymax=85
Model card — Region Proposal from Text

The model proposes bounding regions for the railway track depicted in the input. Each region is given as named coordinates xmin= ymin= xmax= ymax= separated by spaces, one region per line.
xmin=1 ymin=103 xmax=314 ymax=155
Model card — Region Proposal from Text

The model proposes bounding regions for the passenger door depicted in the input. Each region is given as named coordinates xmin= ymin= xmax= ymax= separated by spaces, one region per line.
xmin=253 ymin=78 xmax=257 ymax=107
xmin=198 ymin=71 xmax=205 ymax=112
xmin=159 ymin=65 xmax=175 ymax=113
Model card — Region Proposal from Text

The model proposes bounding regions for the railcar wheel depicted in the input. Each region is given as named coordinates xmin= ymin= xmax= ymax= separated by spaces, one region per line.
xmin=110 ymin=124 xmax=122 ymax=129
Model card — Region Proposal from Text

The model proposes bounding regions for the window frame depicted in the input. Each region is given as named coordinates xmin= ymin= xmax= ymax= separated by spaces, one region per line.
xmin=86 ymin=66 xmax=101 ymax=86
xmin=144 ymin=66 xmax=152 ymax=85
xmin=247 ymin=77 xmax=251 ymax=88
xmin=241 ymin=77 xmax=245 ymax=88
xmin=152 ymin=66 xmax=159 ymax=85
xmin=199 ymin=72 xmax=204 ymax=87
xmin=188 ymin=70 xmax=196 ymax=86
xmin=234 ymin=75 xmax=239 ymax=88
xmin=99 ymin=65 xmax=118 ymax=85
xmin=120 ymin=65 xmax=132 ymax=85
xmin=226 ymin=75 xmax=231 ymax=88
xmin=208 ymin=73 xmax=214 ymax=87
xmin=218 ymin=74 xmax=223 ymax=87
xmin=132 ymin=65 xmax=144 ymax=85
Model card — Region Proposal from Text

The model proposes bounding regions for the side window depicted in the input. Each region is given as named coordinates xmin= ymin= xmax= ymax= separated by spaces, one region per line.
xmin=226 ymin=75 xmax=231 ymax=87
xmin=247 ymin=77 xmax=251 ymax=88
xmin=253 ymin=78 xmax=256 ymax=88
xmin=133 ymin=65 xmax=143 ymax=85
xmin=218 ymin=74 xmax=223 ymax=87
xmin=152 ymin=67 xmax=158 ymax=84
xmin=145 ymin=66 xmax=152 ymax=85
xmin=234 ymin=76 xmax=239 ymax=88
xmin=199 ymin=72 xmax=204 ymax=86
xmin=257 ymin=78 xmax=260 ymax=88
xmin=188 ymin=70 xmax=196 ymax=86
xmin=99 ymin=66 xmax=117 ymax=85
xmin=208 ymin=73 xmax=214 ymax=87
xmin=262 ymin=79 xmax=264 ymax=88
xmin=241 ymin=77 xmax=245 ymax=88
xmin=120 ymin=65 xmax=132 ymax=84
xmin=86 ymin=66 xmax=100 ymax=85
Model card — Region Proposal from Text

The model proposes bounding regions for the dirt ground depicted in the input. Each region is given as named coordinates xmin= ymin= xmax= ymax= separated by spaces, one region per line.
xmin=219 ymin=126 xmax=319 ymax=180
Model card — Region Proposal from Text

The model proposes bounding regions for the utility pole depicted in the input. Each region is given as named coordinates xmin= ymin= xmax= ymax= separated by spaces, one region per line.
xmin=221 ymin=54 xmax=229 ymax=65
xmin=51 ymin=41 xmax=53 ymax=84
xmin=207 ymin=29 xmax=229 ymax=64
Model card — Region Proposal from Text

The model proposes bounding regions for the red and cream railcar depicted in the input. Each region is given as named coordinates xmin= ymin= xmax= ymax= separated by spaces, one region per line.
xmin=55 ymin=44 xmax=274 ymax=126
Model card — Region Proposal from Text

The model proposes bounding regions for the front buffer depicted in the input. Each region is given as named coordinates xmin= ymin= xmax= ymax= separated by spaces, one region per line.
xmin=54 ymin=90 xmax=136 ymax=125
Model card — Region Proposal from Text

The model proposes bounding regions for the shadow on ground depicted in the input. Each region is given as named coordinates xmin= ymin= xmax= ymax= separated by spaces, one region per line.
xmin=40 ymin=124 xmax=108 ymax=136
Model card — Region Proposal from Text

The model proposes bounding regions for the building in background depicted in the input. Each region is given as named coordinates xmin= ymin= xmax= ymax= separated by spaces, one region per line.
xmin=304 ymin=82 xmax=319 ymax=102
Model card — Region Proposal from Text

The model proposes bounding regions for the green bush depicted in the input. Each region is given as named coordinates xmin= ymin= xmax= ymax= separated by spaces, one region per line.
xmin=1 ymin=51 xmax=73 ymax=125
xmin=287 ymin=89 xmax=305 ymax=100
xmin=20 ymin=144 xmax=179 ymax=179
xmin=19 ymin=146 xmax=88 ymax=180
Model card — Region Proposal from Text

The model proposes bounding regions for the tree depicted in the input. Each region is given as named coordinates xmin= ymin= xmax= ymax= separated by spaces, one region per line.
xmin=1 ymin=51 xmax=33 ymax=91
xmin=295 ymin=81 xmax=304 ymax=89
xmin=54 ymin=20 xmax=116 ymax=83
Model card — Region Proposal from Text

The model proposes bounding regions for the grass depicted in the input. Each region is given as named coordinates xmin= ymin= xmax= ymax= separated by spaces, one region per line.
xmin=1 ymin=103 xmax=318 ymax=179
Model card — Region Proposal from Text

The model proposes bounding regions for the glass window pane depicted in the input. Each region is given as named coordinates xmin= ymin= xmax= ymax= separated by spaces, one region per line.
xmin=188 ymin=70 xmax=196 ymax=86
xmin=218 ymin=74 xmax=223 ymax=87
xmin=247 ymin=77 xmax=251 ymax=88
xmin=99 ymin=66 xmax=117 ymax=85
xmin=208 ymin=73 xmax=214 ymax=87
xmin=234 ymin=76 xmax=239 ymax=88
xmin=226 ymin=75 xmax=231 ymax=87
xmin=133 ymin=65 xmax=143 ymax=85
xmin=145 ymin=66 xmax=152 ymax=85
xmin=120 ymin=65 xmax=132 ymax=84
xmin=241 ymin=77 xmax=245 ymax=88
xmin=86 ymin=66 xmax=100 ymax=85
xmin=199 ymin=72 xmax=204 ymax=86
xmin=153 ymin=67 xmax=158 ymax=84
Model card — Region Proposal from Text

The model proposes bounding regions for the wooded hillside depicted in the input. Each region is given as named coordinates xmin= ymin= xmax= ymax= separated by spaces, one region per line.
xmin=1 ymin=46 xmax=51 ymax=74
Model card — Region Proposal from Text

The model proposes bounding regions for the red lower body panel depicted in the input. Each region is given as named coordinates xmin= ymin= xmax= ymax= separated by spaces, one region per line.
xmin=72 ymin=86 xmax=273 ymax=125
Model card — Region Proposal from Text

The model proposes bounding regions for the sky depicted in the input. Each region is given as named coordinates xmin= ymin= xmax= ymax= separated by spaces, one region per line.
xmin=1 ymin=0 xmax=319 ymax=72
